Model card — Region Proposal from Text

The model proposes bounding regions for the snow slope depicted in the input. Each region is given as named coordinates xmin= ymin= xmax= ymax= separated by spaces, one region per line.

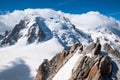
xmin=0 ymin=38 xmax=63 ymax=80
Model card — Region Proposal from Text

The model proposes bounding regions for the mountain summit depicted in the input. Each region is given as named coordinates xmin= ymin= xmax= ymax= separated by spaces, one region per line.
xmin=0 ymin=9 xmax=120 ymax=80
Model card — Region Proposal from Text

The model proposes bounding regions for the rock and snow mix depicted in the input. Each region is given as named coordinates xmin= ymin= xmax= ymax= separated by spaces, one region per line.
xmin=0 ymin=9 xmax=120 ymax=80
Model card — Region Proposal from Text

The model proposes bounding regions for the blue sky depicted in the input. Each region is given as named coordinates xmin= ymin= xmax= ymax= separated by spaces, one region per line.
xmin=0 ymin=0 xmax=120 ymax=20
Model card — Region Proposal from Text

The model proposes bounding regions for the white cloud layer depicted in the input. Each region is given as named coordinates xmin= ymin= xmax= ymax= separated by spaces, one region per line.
xmin=0 ymin=9 xmax=120 ymax=35
xmin=68 ymin=11 xmax=119 ymax=30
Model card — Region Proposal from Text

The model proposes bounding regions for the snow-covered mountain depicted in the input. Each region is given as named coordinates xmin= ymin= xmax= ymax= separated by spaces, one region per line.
xmin=0 ymin=9 xmax=120 ymax=80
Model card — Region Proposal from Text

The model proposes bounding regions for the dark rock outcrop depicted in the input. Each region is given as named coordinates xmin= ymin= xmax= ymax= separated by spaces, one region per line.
xmin=27 ymin=22 xmax=45 ymax=43
xmin=0 ymin=18 xmax=45 ymax=47
xmin=92 ymin=43 xmax=101 ymax=55
xmin=0 ymin=35 xmax=3 ymax=40
xmin=100 ymin=56 xmax=112 ymax=79
xmin=82 ymin=42 xmax=101 ymax=56
xmin=36 ymin=59 xmax=49 ymax=80
xmin=103 ymin=43 xmax=120 ymax=59
xmin=0 ymin=20 xmax=26 ymax=46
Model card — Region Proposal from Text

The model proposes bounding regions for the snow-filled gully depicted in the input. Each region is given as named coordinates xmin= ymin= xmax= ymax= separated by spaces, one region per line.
xmin=53 ymin=48 xmax=83 ymax=80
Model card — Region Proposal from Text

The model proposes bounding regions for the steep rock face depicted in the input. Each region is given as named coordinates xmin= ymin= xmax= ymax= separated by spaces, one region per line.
xmin=0 ymin=18 xmax=45 ymax=47
xmin=35 ymin=43 xmax=83 ymax=80
xmin=103 ymin=43 xmax=120 ymax=59
xmin=35 ymin=59 xmax=49 ymax=80
xmin=70 ymin=55 xmax=112 ymax=80
xmin=82 ymin=42 xmax=101 ymax=56
xmin=27 ymin=22 xmax=45 ymax=43
xmin=0 ymin=35 xmax=3 ymax=40
xmin=70 ymin=43 xmax=112 ymax=80
xmin=86 ymin=65 xmax=102 ymax=80
xmin=0 ymin=20 xmax=26 ymax=46
xmin=36 ymin=42 xmax=113 ymax=80
xmin=100 ymin=56 xmax=112 ymax=79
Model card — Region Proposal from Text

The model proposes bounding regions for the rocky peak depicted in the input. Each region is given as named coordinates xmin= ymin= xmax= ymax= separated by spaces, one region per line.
xmin=27 ymin=19 xmax=45 ymax=43
xmin=0 ymin=17 xmax=45 ymax=47
xmin=0 ymin=20 xmax=26 ymax=46
xmin=70 ymin=43 xmax=112 ymax=80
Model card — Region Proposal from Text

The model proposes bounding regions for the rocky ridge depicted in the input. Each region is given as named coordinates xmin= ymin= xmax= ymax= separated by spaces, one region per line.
xmin=0 ymin=17 xmax=45 ymax=47
xmin=35 ymin=42 xmax=115 ymax=80
xmin=35 ymin=43 xmax=83 ymax=80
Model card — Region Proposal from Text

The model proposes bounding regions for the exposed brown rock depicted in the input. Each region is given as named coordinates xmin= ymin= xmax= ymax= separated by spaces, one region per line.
xmin=82 ymin=42 xmax=101 ymax=56
xmin=36 ymin=42 xmax=113 ymax=80
xmin=100 ymin=56 xmax=112 ymax=79
xmin=35 ymin=59 xmax=49 ymax=80
xmin=35 ymin=43 xmax=82 ymax=80
xmin=85 ymin=65 xmax=102 ymax=80
xmin=70 ymin=42 xmax=83 ymax=54
xmin=82 ymin=42 xmax=96 ymax=55
xmin=91 ymin=43 xmax=101 ymax=55
xmin=69 ymin=55 xmax=112 ymax=80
